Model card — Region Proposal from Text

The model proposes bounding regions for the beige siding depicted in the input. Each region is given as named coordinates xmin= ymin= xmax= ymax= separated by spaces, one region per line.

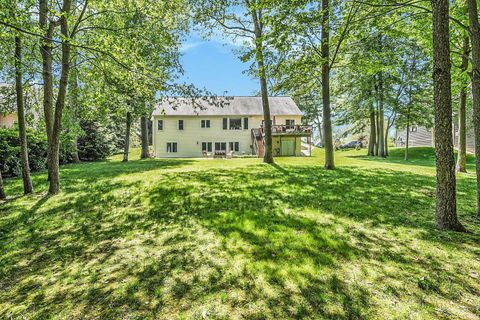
xmin=395 ymin=126 xmax=434 ymax=147
xmin=397 ymin=125 xmax=476 ymax=153
xmin=152 ymin=114 xmax=302 ymax=158
xmin=272 ymin=136 xmax=303 ymax=156
xmin=0 ymin=113 xmax=17 ymax=128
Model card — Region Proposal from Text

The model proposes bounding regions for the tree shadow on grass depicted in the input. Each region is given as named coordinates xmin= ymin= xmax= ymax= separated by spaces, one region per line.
xmin=1 ymin=159 xmax=479 ymax=319
xmin=2 ymin=158 xmax=196 ymax=196
xmin=143 ymin=164 xmax=479 ymax=318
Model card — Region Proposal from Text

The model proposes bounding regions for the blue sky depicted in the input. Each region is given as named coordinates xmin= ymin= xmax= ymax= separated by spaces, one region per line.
xmin=179 ymin=33 xmax=259 ymax=96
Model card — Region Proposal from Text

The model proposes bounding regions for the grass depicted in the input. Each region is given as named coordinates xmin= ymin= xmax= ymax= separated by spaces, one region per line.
xmin=0 ymin=147 xmax=479 ymax=319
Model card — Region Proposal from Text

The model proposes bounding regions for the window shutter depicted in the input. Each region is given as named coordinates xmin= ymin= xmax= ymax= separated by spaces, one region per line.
xmin=243 ymin=118 xmax=249 ymax=129
xmin=223 ymin=118 xmax=228 ymax=130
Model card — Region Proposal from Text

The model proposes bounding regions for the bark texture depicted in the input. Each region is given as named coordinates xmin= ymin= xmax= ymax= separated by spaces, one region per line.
xmin=251 ymin=7 xmax=273 ymax=164
xmin=0 ymin=171 xmax=6 ymax=200
xmin=431 ymin=0 xmax=465 ymax=231
xmin=405 ymin=111 xmax=411 ymax=161
xmin=321 ymin=0 xmax=335 ymax=169
xmin=378 ymin=73 xmax=386 ymax=157
xmin=123 ymin=111 xmax=132 ymax=162
xmin=456 ymin=36 xmax=469 ymax=173
xmin=141 ymin=115 xmax=149 ymax=159
xmin=368 ymin=107 xmax=376 ymax=156
xmin=467 ymin=0 xmax=480 ymax=218
xmin=15 ymin=36 xmax=33 ymax=194
xmin=69 ymin=54 xmax=80 ymax=163
xmin=39 ymin=0 xmax=72 ymax=194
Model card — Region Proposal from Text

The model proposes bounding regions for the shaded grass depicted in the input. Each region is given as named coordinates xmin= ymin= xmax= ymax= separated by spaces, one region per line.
xmin=0 ymin=147 xmax=479 ymax=319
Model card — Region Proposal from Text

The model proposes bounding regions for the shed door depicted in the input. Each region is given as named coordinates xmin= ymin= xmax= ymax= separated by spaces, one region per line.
xmin=281 ymin=140 xmax=295 ymax=156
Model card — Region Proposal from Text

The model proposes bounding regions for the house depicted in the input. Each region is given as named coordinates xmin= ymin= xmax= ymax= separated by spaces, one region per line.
xmin=0 ymin=113 xmax=17 ymax=128
xmin=0 ymin=83 xmax=16 ymax=128
xmin=395 ymin=125 xmax=475 ymax=153
xmin=151 ymin=96 xmax=312 ymax=158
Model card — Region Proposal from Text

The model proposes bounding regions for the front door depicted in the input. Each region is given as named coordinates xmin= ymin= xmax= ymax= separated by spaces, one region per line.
xmin=281 ymin=140 xmax=295 ymax=156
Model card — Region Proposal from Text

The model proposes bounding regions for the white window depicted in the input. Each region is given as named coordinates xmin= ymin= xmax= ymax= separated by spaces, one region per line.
xmin=202 ymin=142 xmax=212 ymax=152
xmin=215 ymin=142 xmax=227 ymax=152
xmin=411 ymin=126 xmax=418 ymax=132
xmin=243 ymin=117 xmax=249 ymax=129
xmin=167 ymin=142 xmax=177 ymax=153
xmin=158 ymin=119 xmax=163 ymax=130
xmin=286 ymin=119 xmax=295 ymax=129
xmin=201 ymin=120 xmax=211 ymax=128
xmin=229 ymin=142 xmax=240 ymax=152
xmin=178 ymin=120 xmax=184 ymax=130
xmin=229 ymin=118 xmax=242 ymax=130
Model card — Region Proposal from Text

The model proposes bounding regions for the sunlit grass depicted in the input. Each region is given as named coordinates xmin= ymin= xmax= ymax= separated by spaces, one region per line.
xmin=0 ymin=147 xmax=479 ymax=319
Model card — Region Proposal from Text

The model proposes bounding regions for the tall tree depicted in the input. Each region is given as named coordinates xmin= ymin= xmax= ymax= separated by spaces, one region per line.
xmin=0 ymin=171 xmax=5 ymax=200
xmin=321 ymin=0 xmax=335 ymax=168
xmin=192 ymin=0 xmax=275 ymax=163
xmin=456 ymin=36 xmax=469 ymax=173
xmin=123 ymin=110 xmax=132 ymax=162
xmin=431 ymin=0 xmax=465 ymax=231
xmin=467 ymin=0 xmax=480 ymax=219
xmin=368 ymin=104 xmax=376 ymax=156
xmin=14 ymin=35 xmax=33 ymax=194
xmin=140 ymin=115 xmax=149 ymax=159
xmin=39 ymin=0 xmax=74 ymax=194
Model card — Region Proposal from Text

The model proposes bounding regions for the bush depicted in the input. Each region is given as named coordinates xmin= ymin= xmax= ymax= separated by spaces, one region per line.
xmin=77 ymin=120 xmax=112 ymax=161
xmin=0 ymin=127 xmax=48 ymax=177
xmin=0 ymin=120 xmax=115 ymax=177
xmin=0 ymin=127 xmax=76 ymax=177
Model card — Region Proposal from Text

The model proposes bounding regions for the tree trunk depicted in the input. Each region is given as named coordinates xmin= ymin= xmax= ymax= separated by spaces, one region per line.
xmin=250 ymin=9 xmax=273 ymax=164
xmin=315 ymin=114 xmax=323 ymax=147
xmin=384 ymin=122 xmax=389 ymax=157
xmin=467 ymin=0 xmax=480 ymax=219
xmin=40 ymin=0 xmax=72 ymax=195
xmin=375 ymin=107 xmax=380 ymax=156
xmin=69 ymin=52 xmax=80 ymax=164
xmin=0 ymin=171 xmax=6 ymax=200
xmin=368 ymin=106 xmax=376 ymax=156
xmin=321 ymin=0 xmax=334 ymax=169
xmin=405 ymin=110 xmax=411 ymax=161
xmin=39 ymin=0 xmax=55 ymax=184
xmin=123 ymin=111 xmax=132 ymax=162
xmin=431 ymin=0 xmax=466 ymax=231
xmin=456 ymin=36 xmax=468 ymax=172
xmin=72 ymin=136 xmax=80 ymax=163
xmin=14 ymin=35 xmax=33 ymax=195
xmin=141 ymin=115 xmax=149 ymax=159
xmin=378 ymin=73 xmax=386 ymax=157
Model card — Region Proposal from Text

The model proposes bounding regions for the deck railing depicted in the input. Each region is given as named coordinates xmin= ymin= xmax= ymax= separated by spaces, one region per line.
xmin=259 ymin=124 xmax=313 ymax=135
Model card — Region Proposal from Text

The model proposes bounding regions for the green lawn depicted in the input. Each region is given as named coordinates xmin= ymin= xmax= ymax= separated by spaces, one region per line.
xmin=1 ymin=147 xmax=479 ymax=319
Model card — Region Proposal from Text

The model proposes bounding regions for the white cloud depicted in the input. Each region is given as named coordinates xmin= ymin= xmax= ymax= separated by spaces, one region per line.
xmin=180 ymin=41 xmax=205 ymax=53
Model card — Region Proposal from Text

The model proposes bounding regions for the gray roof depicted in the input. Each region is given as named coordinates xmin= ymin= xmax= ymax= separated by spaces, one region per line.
xmin=152 ymin=96 xmax=303 ymax=116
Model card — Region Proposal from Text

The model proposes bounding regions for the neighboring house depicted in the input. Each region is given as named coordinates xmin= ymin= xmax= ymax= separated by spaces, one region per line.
xmin=0 ymin=83 xmax=42 ymax=129
xmin=395 ymin=125 xmax=475 ymax=153
xmin=0 ymin=113 xmax=17 ymax=128
xmin=151 ymin=96 xmax=312 ymax=158
xmin=0 ymin=83 xmax=16 ymax=128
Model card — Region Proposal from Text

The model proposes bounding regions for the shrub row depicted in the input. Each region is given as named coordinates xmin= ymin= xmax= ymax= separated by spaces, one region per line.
xmin=0 ymin=120 xmax=113 ymax=177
